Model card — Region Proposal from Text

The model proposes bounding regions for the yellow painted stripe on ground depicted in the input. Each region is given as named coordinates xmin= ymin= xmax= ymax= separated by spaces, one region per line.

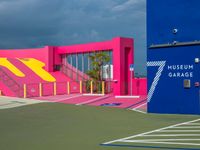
xmin=18 ymin=58 xmax=56 ymax=82
xmin=0 ymin=58 xmax=25 ymax=77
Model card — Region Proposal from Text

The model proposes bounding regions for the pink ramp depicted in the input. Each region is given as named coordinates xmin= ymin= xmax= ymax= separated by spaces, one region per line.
xmin=8 ymin=58 xmax=44 ymax=84
xmin=4 ymin=58 xmax=71 ymax=84
xmin=0 ymin=58 xmax=79 ymax=97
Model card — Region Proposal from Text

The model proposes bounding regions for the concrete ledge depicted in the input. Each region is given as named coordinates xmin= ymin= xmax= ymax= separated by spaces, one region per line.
xmin=115 ymin=95 xmax=140 ymax=99
xmin=0 ymin=96 xmax=47 ymax=110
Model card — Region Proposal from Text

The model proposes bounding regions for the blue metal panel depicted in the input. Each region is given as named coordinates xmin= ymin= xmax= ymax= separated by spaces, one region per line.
xmin=147 ymin=0 xmax=200 ymax=46
xmin=147 ymin=0 xmax=200 ymax=114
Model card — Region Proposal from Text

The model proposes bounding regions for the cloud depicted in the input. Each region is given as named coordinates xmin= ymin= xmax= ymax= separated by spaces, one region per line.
xmin=0 ymin=0 xmax=146 ymax=74
xmin=112 ymin=0 xmax=143 ymax=12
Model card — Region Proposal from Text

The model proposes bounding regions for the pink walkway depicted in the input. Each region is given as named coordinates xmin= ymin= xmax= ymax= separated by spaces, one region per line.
xmin=59 ymin=96 xmax=101 ymax=104
xmin=88 ymin=95 xmax=147 ymax=109
xmin=34 ymin=94 xmax=147 ymax=110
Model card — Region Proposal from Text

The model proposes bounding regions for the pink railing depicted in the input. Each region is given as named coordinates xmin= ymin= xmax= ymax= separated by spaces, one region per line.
xmin=61 ymin=63 xmax=90 ymax=81
xmin=0 ymin=67 xmax=24 ymax=97
xmin=25 ymin=80 xmax=113 ymax=98
xmin=26 ymin=82 xmax=70 ymax=98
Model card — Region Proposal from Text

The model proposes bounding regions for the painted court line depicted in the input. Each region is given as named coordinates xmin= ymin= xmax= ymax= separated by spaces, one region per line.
xmin=158 ymin=130 xmax=200 ymax=132
xmin=100 ymin=143 xmax=200 ymax=150
xmin=122 ymin=139 xmax=200 ymax=142
xmin=142 ymin=134 xmax=200 ymax=137
xmin=102 ymin=118 xmax=200 ymax=145
xmin=76 ymin=95 xmax=110 ymax=105
xmin=131 ymin=108 xmax=146 ymax=114
xmin=173 ymin=126 xmax=200 ymax=128
xmin=121 ymin=140 xmax=200 ymax=146
xmin=186 ymin=123 xmax=200 ymax=125
xmin=129 ymin=102 xmax=147 ymax=114
xmin=54 ymin=94 xmax=82 ymax=102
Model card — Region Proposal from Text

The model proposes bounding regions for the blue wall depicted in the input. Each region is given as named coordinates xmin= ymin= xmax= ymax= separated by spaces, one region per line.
xmin=147 ymin=0 xmax=200 ymax=114
xmin=147 ymin=0 xmax=200 ymax=45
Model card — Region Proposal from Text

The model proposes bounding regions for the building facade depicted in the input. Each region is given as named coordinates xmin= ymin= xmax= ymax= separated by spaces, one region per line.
xmin=0 ymin=37 xmax=147 ymax=97
xmin=147 ymin=0 xmax=200 ymax=114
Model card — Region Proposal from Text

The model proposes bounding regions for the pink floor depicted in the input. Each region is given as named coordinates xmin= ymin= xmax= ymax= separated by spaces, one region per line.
xmin=88 ymin=95 xmax=147 ymax=109
xmin=34 ymin=94 xmax=147 ymax=109
xmin=59 ymin=95 xmax=101 ymax=104
xmin=34 ymin=94 xmax=80 ymax=102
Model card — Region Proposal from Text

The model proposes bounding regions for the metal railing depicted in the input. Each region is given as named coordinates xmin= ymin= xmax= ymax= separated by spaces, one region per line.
xmin=82 ymin=80 xmax=113 ymax=94
xmin=0 ymin=67 xmax=24 ymax=97
xmin=0 ymin=66 xmax=113 ymax=98
xmin=60 ymin=64 xmax=90 ymax=81
xmin=23 ymin=80 xmax=113 ymax=98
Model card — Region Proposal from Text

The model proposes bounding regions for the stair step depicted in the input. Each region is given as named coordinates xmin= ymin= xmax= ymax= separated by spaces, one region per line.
xmin=0 ymin=67 xmax=22 ymax=96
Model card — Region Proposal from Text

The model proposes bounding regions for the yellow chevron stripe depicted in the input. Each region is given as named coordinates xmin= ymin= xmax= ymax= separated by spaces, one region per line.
xmin=18 ymin=58 xmax=56 ymax=82
xmin=0 ymin=58 xmax=25 ymax=77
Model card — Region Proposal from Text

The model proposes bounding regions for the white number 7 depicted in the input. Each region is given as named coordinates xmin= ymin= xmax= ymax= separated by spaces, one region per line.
xmin=147 ymin=61 xmax=166 ymax=102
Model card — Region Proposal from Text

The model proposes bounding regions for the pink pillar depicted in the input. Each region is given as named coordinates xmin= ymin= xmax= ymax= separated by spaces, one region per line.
xmin=45 ymin=46 xmax=54 ymax=72
xmin=112 ymin=37 xmax=134 ymax=95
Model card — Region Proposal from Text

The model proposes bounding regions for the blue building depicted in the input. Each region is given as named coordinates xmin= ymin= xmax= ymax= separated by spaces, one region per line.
xmin=147 ymin=0 xmax=200 ymax=114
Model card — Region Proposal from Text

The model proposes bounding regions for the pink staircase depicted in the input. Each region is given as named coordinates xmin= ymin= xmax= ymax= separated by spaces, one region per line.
xmin=0 ymin=67 xmax=23 ymax=97
xmin=61 ymin=63 xmax=90 ymax=81
xmin=0 ymin=58 xmax=81 ymax=98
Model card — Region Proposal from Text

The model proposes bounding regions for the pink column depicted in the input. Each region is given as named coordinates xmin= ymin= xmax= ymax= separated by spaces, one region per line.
xmin=112 ymin=37 xmax=134 ymax=95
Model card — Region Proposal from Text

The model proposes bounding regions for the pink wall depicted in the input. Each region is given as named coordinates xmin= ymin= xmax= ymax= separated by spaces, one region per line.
xmin=56 ymin=39 xmax=114 ymax=54
xmin=112 ymin=37 xmax=134 ymax=95
xmin=132 ymin=78 xmax=147 ymax=95
xmin=0 ymin=46 xmax=54 ymax=72
xmin=56 ymin=37 xmax=134 ymax=96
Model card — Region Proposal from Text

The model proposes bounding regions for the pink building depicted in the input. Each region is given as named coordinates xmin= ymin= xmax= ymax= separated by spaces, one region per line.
xmin=0 ymin=37 xmax=146 ymax=97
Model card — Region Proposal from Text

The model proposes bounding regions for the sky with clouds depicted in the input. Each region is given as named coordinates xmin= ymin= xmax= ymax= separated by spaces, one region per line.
xmin=0 ymin=0 xmax=146 ymax=75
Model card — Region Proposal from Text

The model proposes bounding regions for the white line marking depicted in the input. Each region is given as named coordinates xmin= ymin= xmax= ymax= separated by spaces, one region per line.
xmin=115 ymin=96 xmax=140 ymax=99
xmin=186 ymin=123 xmax=200 ymax=125
xmin=54 ymin=94 xmax=82 ymax=102
xmin=142 ymin=134 xmax=200 ymax=137
xmin=121 ymin=141 xmax=200 ymax=146
xmin=130 ymin=108 xmax=147 ymax=114
xmin=122 ymin=139 xmax=200 ymax=142
xmin=76 ymin=95 xmax=110 ymax=105
xmin=173 ymin=126 xmax=200 ymax=128
xmin=103 ymin=118 xmax=200 ymax=145
xmin=158 ymin=130 xmax=200 ymax=132
xmin=129 ymin=102 xmax=147 ymax=114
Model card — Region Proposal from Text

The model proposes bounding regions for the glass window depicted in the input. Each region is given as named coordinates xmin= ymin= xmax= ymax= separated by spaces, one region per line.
xmin=78 ymin=54 xmax=82 ymax=71
xmin=72 ymin=54 xmax=76 ymax=68
xmin=67 ymin=54 xmax=71 ymax=64
xmin=84 ymin=53 xmax=89 ymax=73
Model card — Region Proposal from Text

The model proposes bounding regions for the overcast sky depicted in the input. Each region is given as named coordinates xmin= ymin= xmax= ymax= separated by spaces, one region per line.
xmin=0 ymin=0 xmax=146 ymax=75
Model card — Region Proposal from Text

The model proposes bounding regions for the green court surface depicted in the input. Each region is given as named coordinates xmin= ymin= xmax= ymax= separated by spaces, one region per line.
xmin=0 ymin=100 xmax=199 ymax=150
